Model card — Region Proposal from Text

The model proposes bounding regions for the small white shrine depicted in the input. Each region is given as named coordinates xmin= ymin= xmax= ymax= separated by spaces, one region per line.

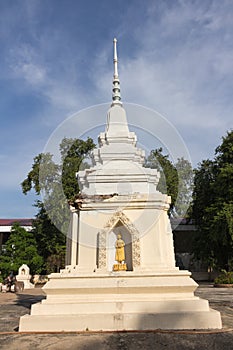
xmin=16 ymin=264 xmax=34 ymax=289
xmin=19 ymin=39 xmax=221 ymax=331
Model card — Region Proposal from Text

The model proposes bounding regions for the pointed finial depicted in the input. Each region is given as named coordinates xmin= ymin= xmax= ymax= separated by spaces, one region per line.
xmin=112 ymin=38 xmax=122 ymax=106
xmin=113 ymin=38 xmax=118 ymax=78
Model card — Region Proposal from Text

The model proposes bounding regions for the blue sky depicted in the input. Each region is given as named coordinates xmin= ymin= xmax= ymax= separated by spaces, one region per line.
xmin=0 ymin=0 xmax=232 ymax=218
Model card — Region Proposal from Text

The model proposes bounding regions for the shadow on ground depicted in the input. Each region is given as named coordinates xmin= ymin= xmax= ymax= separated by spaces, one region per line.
xmin=15 ymin=293 xmax=46 ymax=310
xmin=0 ymin=289 xmax=46 ymax=332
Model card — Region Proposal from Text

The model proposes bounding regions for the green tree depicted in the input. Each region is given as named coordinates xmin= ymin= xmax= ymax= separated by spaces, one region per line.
xmin=175 ymin=157 xmax=194 ymax=217
xmin=21 ymin=153 xmax=60 ymax=196
xmin=32 ymin=201 xmax=66 ymax=274
xmin=0 ymin=223 xmax=43 ymax=278
xmin=145 ymin=148 xmax=179 ymax=211
xmin=46 ymin=244 xmax=66 ymax=273
xmin=21 ymin=137 xmax=95 ymax=274
xmin=145 ymin=148 xmax=193 ymax=216
xmin=192 ymin=130 xmax=233 ymax=270
xmin=60 ymin=137 xmax=95 ymax=201
xmin=21 ymin=152 xmax=68 ymax=273
xmin=22 ymin=137 xmax=95 ymax=202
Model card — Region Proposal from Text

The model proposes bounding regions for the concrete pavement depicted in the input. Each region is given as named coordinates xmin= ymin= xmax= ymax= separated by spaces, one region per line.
xmin=0 ymin=284 xmax=233 ymax=349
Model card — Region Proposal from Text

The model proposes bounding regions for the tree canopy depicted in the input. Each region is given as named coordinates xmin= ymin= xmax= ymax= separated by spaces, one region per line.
xmin=20 ymin=137 xmax=95 ymax=274
xmin=22 ymin=137 xmax=95 ymax=201
xmin=0 ymin=223 xmax=43 ymax=278
xmin=175 ymin=157 xmax=193 ymax=217
xmin=192 ymin=130 xmax=233 ymax=270
xmin=60 ymin=137 xmax=95 ymax=201
xmin=145 ymin=148 xmax=193 ymax=216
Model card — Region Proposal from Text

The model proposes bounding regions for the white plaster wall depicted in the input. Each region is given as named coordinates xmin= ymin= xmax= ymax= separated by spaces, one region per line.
xmin=71 ymin=201 xmax=175 ymax=273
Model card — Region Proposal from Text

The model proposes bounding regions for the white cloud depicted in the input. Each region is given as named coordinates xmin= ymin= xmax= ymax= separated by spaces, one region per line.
xmin=7 ymin=40 xmax=94 ymax=118
xmin=14 ymin=62 xmax=46 ymax=86
xmin=9 ymin=44 xmax=46 ymax=85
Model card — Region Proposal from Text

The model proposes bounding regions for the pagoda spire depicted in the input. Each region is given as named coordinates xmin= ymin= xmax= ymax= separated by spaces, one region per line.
xmin=111 ymin=38 xmax=122 ymax=106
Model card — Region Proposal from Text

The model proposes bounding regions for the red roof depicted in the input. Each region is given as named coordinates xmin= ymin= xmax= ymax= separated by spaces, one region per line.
xmin=0 ymin=219 xmax=33 ymax=226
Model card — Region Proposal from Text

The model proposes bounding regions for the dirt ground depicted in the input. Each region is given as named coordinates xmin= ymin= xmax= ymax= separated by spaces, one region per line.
xmin=0 ymin=284 xmax=233 ymax=350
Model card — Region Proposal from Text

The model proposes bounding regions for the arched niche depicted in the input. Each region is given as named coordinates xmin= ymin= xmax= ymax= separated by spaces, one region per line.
xmin=107 ymin=221 xmax=133 ymax=271
xmin=97 ymin=211 xmax=140 ymax=271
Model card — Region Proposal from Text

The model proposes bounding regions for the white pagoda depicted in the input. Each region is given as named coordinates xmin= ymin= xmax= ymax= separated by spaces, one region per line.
xmin=19 ymin=39 xmax=221 ymax=332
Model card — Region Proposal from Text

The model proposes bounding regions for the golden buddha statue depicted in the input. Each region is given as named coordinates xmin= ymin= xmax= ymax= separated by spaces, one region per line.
xmin=113 ymin=233 xmax=127 ymax=271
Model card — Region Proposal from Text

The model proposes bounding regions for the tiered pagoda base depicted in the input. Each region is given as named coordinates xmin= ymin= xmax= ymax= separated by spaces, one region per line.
xmin=19 ymin=270 xmax=221 ymax=331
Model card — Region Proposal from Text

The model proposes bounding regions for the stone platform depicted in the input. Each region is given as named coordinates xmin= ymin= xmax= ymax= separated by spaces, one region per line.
xmin=19 ymin=271 xmax=222 ymax=332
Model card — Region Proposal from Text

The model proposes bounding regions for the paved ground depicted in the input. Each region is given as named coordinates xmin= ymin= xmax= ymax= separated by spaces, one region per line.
xmin=0 ymin=284 xmax=233 ymax=349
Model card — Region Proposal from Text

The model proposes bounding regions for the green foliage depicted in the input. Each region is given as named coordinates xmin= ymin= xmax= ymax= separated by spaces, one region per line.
xmin=214 ymin=270 xmax=233 ymax=285
xmin=145 ymin=148 xmax=179 ymax=210
xmin=145 ymin=148 xmax=193 ymax=216
xmin=31 ymin=201 xmax=66 ymax=273
xmin=60 ymin=137 xmax=95 ymax=201
xmin=21 ymin=137 xmax=95 ymax=274
xmin=192 ymin=130 xmax=233 ymax=270
xmin=21 ymin=137 xmax=95 ymax=201
xmin=21 ymin=153 xmax=60 ymax=196
xmin=45 ymin=244 xmax=66 ymax=274
xmin=0 ymin=223 xmax=43 ymax=278
xmin=175 ymin=157 xmax=194 ymax=217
